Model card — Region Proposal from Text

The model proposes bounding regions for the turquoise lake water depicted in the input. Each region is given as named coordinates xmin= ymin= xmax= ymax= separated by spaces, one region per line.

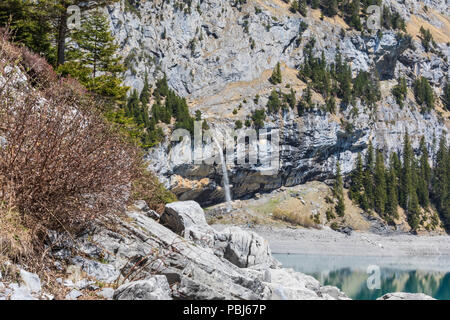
xmin=273 ymin=253 xmax=450 ymax=300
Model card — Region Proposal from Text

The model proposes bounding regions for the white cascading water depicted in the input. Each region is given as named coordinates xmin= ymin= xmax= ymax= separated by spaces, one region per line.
xmin=213 ymin=137 xmax=232 ymax=211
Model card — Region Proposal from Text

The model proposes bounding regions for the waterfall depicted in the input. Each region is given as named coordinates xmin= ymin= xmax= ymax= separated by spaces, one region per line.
xmin=212 ymin=137 xmax=232 ymax=211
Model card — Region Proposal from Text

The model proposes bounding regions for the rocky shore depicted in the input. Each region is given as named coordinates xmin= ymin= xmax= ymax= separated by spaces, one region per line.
xmin=0 ymin=200 xmax=437 ymax=300
xmin=229 ymin=224 xmax=450 ymax=258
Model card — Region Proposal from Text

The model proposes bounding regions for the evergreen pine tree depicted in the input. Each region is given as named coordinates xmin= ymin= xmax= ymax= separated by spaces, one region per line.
xmin=0 ymin=0 xmax=54 ymax=62
xmin=347 ymin=0 xmax=362 ymax=31
xmin=431 ymin=136 xmax=449 ymax=229
xmin=391 ymin=151 xmax=402 ymax=204
xmin=417 ymin=137 xmax=431 ymax=207
xmin=407 ymin=187 xmax=421 ymax=230
xmin=140 ymin=73 xmax=151 ymax=108
xmin=334 ymin=161 xmax=346 ymax=217
xmin=399 ymin=132 xmax=411 ymax=208
xmin=309 ymin=0 xmax=319 ymax=9
xmin=269 ymin=62 xmax=282 ymax=84
xmin=419 ymin=26 xmax=434 ymax=52
xmin=267 ymin=90 xmax=281 ymax=113
xmin=334 ymin=52 xmax=352 ymax=105
xmin=298 ymin=0 xmax=308 ymax=16
xmin=362 ymin=141 xmax=375 ymax=210
xmin=289 ymin=0 xmax=300 ymax=13
xmin=443 ymin=80 xmax=450 ymax=111
xmin=374 ymin=149 xmax=387 ymax=215
xmin=126 ymin=89 xmax=140 ymax=122
xmin=400 ymin=132 xmax=421 ymax=229
xmin=323 ymin=0 xmax=338 ymax=17
xmin=391 ymin=77 xmax=407 ymax=108
xmin=413 ymin=76 xmax=435 ymax=112
xmin=59 ymin=8 xmax=128 ymax=100
xmin=349 ymin=153 xmax=364 ymax=203
xmin=326 ymin=96 xmax=336 ymax=114
xmin=385 ymin=156 xmax=399 ymax=221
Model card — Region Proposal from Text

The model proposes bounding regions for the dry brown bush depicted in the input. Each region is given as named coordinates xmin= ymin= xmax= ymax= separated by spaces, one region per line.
xmin=0 ymin=29 xmax=141 ymax=235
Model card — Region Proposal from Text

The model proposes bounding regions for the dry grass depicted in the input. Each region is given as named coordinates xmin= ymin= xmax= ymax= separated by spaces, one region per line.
xmin=406 ymin=13 xmax=450 ymax=44
xmin=252 ymin=0 xmax=294 ymax=17
xmin=0 ymin=207 xmax=33 ymax=264
xmin=310 ymin=8 xmax=349 ymax=29
xmin=272 ymin=207 xmax=319 ymax=228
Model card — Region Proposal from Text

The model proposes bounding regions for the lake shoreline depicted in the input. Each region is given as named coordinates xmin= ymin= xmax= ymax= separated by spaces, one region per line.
xmin=211 ymin=224 xmax=450 ymax=258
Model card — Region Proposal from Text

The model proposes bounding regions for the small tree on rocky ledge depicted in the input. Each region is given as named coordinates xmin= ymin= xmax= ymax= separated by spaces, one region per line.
xmin=269 ymin=62 xmax=282 ymax=85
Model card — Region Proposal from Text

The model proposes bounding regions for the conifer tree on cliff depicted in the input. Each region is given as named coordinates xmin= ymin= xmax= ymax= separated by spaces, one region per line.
xmin=400 ymin=132 xmax=421 ymax=229
xmin=323 ymin=0 xmax=338 ymax=17
xmin=349 ymin=153 xmax=364 ymax=204
xmin=59 ymin=8 xmax=128 ymax=101
xmin=417 ymin=137 xmax=431 ymax=208
xmin=443 ymin=80 xmax=450 ymax=111
xmin=334 ymin=161 xmax=346 ymax=217
xmin=269 ymin=62 xmax=282 ymax=85
xmin=374 ymin=149 xmax=387 ymax=215
xmin=432 ymin=136 xmax=450 ymax=230
xmin=362 ymin=141 xmax=375 ymax=210
xmin=385 ymin=156 xmax=399 ymax=222
xmin=54 ymin=0 xmax=118 ymax=66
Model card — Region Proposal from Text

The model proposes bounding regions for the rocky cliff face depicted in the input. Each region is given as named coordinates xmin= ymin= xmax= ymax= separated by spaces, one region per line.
xmin=104 ymin=0 xmax=449 ymax=205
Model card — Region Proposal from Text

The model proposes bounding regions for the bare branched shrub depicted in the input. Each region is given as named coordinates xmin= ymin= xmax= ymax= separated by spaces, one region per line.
xmin=0 ymin=30 xmax=141 ymax=232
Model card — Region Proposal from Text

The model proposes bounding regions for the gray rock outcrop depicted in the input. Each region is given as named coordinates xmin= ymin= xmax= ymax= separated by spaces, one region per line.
xmin=214 ymin=226 xmax=279 ymax=268
xmin=0 ymin=201 xmax=442 ymax=300
xmin=19 ymin=269 xmax=41 ymax=294
xmin=377 ymin=292 xmax=436 ymax=300
xmin=113 ymin=276 xmax=172 ymax=300
xmin=161 ymin=200 xmax=216 ymax=247
xmin=41 ymin=200 xmax=349 ymax=300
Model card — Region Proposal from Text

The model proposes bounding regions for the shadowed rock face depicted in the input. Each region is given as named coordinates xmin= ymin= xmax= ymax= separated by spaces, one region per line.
xmin=374 ymin=33 xmax=412 ymax=80
xmin=147 ymin=99 xmax=447 ymax=205
xmin=104 ymin=0 xmax=449 ymax=205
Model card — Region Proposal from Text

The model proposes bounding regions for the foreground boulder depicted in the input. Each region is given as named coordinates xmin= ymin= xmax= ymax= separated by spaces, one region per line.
xmin=214 ymin=227 xmax=279 ymax=268
xmin=266 ymin=268 xmax=350 ymax=300
xmin=161 ymin=200 xmax=208 ymax=234
xmin=377 ymin=292 xmax=435 ymax=300
xmin=114 ymin=276 xmax=172 ymax=300
xmin=161 ymin=200 xmax=215 ymax=247
xmin=161 ymin=201 xmax=278 ymax=269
